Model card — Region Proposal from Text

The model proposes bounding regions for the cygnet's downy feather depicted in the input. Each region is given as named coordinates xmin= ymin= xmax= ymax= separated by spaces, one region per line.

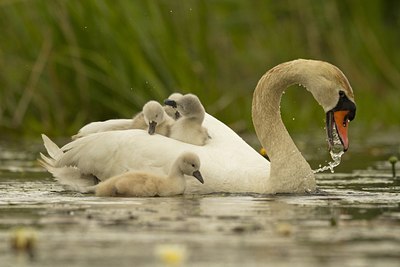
xmin=131 ymin=100 xmax=173 ymax=136
xmin=94 ymin=152 xmax=204 ymax=197
xmin=164 ymin=93 xmax=183 ymax=120
xmin=72 ymin=100 xmax=172 ymax=139
xmin=164 ymin=94 xmax=210 ymax=146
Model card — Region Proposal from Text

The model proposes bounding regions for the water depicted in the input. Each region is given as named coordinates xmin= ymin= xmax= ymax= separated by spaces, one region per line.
xmin=313 ymin=126 xmax=345 ymax=174
xmin=0 ymin=135 xmax=399 ymax=267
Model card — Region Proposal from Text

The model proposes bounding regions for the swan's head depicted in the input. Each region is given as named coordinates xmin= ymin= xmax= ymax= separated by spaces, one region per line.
xmin=164 ymin=94 xmax=205 ymax=121
xmin=300 ymin=60 xmax=356 ymax=152
xmin=177 ymin=152 xmax=204 ymax=184
xmin=164 ymin=92 xmax=183 ymax=120
xmin=142 ymin=100 xmax=165 ymax=135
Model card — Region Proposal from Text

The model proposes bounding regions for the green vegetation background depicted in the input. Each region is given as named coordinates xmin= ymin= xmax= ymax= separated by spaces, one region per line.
xmin=1 ymin=0 xmax=399 ymax=137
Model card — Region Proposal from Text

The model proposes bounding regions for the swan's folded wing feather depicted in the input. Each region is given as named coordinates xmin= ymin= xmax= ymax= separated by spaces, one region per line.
xmin=48 ymin=113 xmax=269 ymax=194
xmin=73 ymin=119 xmax=134 ymax=139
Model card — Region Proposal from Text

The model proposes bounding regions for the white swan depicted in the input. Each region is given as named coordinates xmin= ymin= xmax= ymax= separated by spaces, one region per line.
xmin=94 ymin=152 xmax=203 ymax=197
xmin=164 ymin=93 xmax=210 ymax=146
xmin=72 ymin=100 xmax=172 ymax=139
xmin=40 ymin=59 xmax=356 ymax=194
xmin=72 ymin=119 xmax=132 ymax=140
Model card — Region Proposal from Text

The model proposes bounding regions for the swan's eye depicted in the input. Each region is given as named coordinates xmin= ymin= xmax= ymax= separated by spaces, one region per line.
xmin=339 ymin=90 xmax=345 ymax=97
xmin=191 ymin=164 xmax=195 ymax=167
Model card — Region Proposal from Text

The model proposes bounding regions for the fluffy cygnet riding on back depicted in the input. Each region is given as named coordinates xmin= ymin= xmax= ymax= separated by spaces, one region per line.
xmin=95 ymin=152 xmax=204 ymax=197
xmin=164 ymin=94 xmax=210 ymax=146
xmin=164 ymin=93 xmax=183 ymax=120
xmin=131 ymin=100 xmax=173 ymax=136
xmin=72 ymin=101 xmax=172 ymax=139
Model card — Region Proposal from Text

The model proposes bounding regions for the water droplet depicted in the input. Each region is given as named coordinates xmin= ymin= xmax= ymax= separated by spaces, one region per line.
xmin=313 ymin=124 xmax=344 ymax=174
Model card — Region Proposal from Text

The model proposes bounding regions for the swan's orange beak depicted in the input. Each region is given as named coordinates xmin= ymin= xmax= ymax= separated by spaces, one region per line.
xmin=326 ymin=91 xmax=356 ymax=152
xmin=326 ymin=108 xmax=355 ymax=152
xmin=333 ymin=110 xmax=350 ymax=151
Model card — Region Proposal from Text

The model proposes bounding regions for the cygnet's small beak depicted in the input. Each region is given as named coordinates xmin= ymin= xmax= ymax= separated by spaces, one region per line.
xmin=174 ymin=111 xmax=181 ymax=120
xmin=164 ymin=99 xmax=177 ymax=108
xmin=192 ymin=170 xmax=204 ymax=184
xmin=148 ymin=121 xmax=157 ymax=135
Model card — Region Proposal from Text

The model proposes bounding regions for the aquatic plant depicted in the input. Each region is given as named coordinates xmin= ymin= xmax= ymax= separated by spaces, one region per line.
xmin=388 ymin=156 xmax=398 ymax=178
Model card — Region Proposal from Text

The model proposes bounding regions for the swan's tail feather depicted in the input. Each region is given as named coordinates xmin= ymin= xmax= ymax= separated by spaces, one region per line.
xmin=39 ymin=159 xmax=96 ymax=192
xmin=41 ymin=134 xmax=63 ymax=160
xmin=39 ymin=135 xmax=96 ymax=193
xmin=38 ymin=152 xmax=55 ymax=167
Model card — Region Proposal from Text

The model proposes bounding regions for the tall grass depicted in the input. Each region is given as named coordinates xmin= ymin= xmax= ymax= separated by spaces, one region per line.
xmin=0 ymin=0 xmax=399 ymax=137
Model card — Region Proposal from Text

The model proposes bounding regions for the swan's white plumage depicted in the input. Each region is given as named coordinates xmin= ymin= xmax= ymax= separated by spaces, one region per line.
xmin=38 ymin=146 xmax=96 ymax=192
xmin=72 ymin=119 xmax=133 ymax=140
xmin=72 ymin=101 xmax=173 ymax=139
xmin=45 ymin=113 xmax=269 ymax=194
xmin=40 ymin=59 xmax=355 ymax=194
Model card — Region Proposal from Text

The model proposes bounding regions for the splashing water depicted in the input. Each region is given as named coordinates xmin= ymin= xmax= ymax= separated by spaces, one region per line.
xmin=313 ymin=126 xmax=345 ymax=174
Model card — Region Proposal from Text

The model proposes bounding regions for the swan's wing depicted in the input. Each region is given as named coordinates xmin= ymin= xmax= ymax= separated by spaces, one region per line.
xmin=59 ymin=130 xmax=179 ymax=180
xmin=50 ymin=113 xmax=269 ymax=193
xmin=73 ymin=119 xmax=133 ymax=139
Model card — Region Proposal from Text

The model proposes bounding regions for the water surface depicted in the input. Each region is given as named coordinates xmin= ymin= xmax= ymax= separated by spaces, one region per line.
xmin=0 ymin=134 xmax=399 ymax=267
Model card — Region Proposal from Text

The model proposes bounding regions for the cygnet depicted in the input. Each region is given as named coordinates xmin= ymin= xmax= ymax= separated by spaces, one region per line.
xmin=72 ymin=101 xmax=172 ymax=139
xmin=164 ymin=94 xmax=210 ymax=146
xmin=164 ymin=92 xmax=183 ymax=120
xmin=95 ymin=152 xmax=204 ymax=197
xmin=131 ymin=100 xmax=173 ymax=135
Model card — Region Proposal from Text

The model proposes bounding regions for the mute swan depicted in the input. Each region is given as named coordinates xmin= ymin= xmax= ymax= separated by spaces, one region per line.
xmin=40 ymin=59 xmax=356 ymax=194
xmin=164 ymin=94 xmax=210 ymax=146
xmin=164 ymin=93 xmax=183 ymax=120
xmin=94 ymin=152 xmax=203 ymax=197
xmin=72 ymin=101 xmax=172 ymax=139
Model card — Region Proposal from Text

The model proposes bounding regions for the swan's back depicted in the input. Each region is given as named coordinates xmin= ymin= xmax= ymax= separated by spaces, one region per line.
xmin=48 ymin=113 xmax=269 ymax=194
xmin=72 ymin=119 xmax=133 ymax=139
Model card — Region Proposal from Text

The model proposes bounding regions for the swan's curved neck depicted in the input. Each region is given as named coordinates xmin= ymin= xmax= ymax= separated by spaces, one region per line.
xmin=252 ymin=60 xmax=316 ymax=193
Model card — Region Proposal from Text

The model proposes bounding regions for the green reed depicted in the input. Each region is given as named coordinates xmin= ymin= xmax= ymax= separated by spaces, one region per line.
xmin=0 ymin=0 xmax=399 ymax=137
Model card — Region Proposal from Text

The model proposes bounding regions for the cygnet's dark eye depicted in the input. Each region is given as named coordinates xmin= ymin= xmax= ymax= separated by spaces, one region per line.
xmin=339 ymin=90 xmax=345 ymax=97
xmin=191 ymin=164 xmax=195 ymax=167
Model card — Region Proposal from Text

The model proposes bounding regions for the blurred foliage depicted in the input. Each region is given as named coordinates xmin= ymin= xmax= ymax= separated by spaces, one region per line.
xmin=0 ymin=0 xmax=399 ymax=137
